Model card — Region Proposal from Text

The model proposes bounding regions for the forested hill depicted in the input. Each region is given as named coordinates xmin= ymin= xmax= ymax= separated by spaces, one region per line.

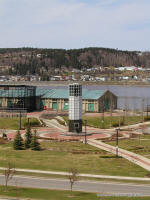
xmin=0 ymin=47 xmax=150 ymax=76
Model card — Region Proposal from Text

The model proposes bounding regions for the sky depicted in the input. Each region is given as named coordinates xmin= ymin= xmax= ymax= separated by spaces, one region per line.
xmin=0 ymin=0 xmax=150 ymax=51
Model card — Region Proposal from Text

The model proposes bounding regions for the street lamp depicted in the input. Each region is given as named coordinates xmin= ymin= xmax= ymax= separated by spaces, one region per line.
xmin=19 ymin=110 xmax=22 ymax=130
xmin=147 ymin=105 xmax=150 ymax=118
xmin=102 ymin=107 xmax=105 ymax=129
xmin=116 ymin=128 xmax=120 ymax=158
xmin=84 ymin=120 xmax=87 ymax=144
xmin=101 ymin=120 xmax=104 ymax=129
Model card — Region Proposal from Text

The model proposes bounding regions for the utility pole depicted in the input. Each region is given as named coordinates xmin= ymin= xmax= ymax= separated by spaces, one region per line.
xmin=84 ymin=120 xmax=87 ymax=144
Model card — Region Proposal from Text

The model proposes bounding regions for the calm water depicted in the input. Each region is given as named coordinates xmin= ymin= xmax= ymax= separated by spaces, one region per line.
xmin=39 ymin=85 xmax=150 ymax=110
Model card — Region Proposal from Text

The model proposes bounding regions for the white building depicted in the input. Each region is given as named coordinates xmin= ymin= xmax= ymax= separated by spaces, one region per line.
xmin=69 ymin=83 xmax=82 ymax=133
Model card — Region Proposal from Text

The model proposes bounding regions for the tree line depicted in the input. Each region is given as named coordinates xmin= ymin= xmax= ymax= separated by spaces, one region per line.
xmin=0 ymin=47 xmax=150 ymax=76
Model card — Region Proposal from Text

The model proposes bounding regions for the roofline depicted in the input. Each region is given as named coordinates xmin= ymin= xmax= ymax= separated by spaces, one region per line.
xmin=40 ymin=89 xmax=117 ymax=100
xmin=103 ymin=90 xmax=118 ymax=98
xmin=0 ymin=84 xmax=36 ymax=88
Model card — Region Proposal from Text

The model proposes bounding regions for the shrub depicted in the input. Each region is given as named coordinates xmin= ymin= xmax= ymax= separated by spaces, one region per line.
xmin=144 ymin=116 xmax=150 ymax=121
xmin=24 ymin=126 xmax=32 ymax=149
xmin=30 ymin=130 xmax=41 ymax=151
xmin=13 ymin=131 xmax=24 ymax=150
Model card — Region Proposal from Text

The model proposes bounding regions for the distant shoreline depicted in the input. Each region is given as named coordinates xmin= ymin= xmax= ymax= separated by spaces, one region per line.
xmin=1 ymin=81 xmax=150 ymax=87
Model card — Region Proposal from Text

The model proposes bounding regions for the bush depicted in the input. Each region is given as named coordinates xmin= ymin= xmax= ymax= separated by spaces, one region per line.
xmin=112 ymin=121 xmax=124 ymax=127
xmin=13 ymin=131 xmax=24 ymax=150
xmin=30 ymin=130 xmax=41 ymax=151
xmin=24 ymin=119 xmax=40 ymax=128
xmin=24 ymin=126 xmax=32 ymax=149
xmin=144 ymin=116 xmax=150 ymax=121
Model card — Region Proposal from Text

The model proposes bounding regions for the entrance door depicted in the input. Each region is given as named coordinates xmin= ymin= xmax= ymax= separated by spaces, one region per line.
xmin=64 ymin=102 xmax=68 ymax=111
xmin=7 ymin=100 xmax=13 ymax=108
xmin=40 ymin=100 xmax=45 ymax=110
xmin=88 ymin=103 xmax=94 ymax=112
xmin=52 ymin=102 xmax=57 ymax=110
xmin=105 ymin=98 xmax=110 ymax=111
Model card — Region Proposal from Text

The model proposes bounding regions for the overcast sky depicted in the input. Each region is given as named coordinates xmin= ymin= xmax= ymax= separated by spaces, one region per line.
xmin=0 ymin=0 xmax=150 ymax=51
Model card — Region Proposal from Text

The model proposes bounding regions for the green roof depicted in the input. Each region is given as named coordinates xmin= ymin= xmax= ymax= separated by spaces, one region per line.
xmin=0 ymin=88 xmax=108 ymax=100
xmin=83 ymin=90 xmax=106 ymax=99
xmin=42 ymin=89 xmax=69 ymax=99
xmin=36 ymin=88 xmax=52 ymax=97
xmin=41 ymin=89 xmax=106 ymax=100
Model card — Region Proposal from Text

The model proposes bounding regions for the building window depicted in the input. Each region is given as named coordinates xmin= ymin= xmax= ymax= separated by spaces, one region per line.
xmin=69 ymin=84 xmax=82 ymax=96
xmin=74 ymin=123 xmax=79 ymax=128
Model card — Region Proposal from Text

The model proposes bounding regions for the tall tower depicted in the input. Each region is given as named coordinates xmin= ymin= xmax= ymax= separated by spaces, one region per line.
xmin=69 ymin=83 xmax=82 ymax=133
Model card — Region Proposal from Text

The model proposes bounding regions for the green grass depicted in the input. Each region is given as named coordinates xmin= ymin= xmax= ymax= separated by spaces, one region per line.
xmin=0 ymin=186 xmax=149 ymax=200
xmin=106 ymin=134 xmax=150 ymax=159
xmin=0 ymin=141 xmax=149 ymax=177
xmin=0 ymin=117 xmax=40 ymax=129
xmin=63 ymin=115 xmax=145 ymax=129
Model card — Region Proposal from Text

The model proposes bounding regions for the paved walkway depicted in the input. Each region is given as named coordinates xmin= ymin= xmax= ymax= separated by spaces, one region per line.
xmin=88 ymin=139 xmax=150 ymax=171
xmin=41 ymin=118 xmax=112 ymax=140
xmin=119 ymin=121 xmax=150 ymax=130
xmin=1 ymin=167 xmax=150 ymax=181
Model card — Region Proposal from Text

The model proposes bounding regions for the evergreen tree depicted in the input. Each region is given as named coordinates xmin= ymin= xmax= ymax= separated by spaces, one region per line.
xmin=31 ymin=130 xmax=41 ymax=151
xmin=13 ymin=131 xmax=24 ymax=150
xmin=24 ymin=126 xmax=32 ymax=149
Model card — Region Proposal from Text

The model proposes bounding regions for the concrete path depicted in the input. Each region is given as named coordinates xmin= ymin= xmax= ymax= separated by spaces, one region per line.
xmin=119 ymin=121 xmax=150 ymax=130
xmin=39 ymin=118 xmax=111 ymax=140
xmin=88 ymin=139 xmax=150 ymax=171
xmin=1 ymin=167 xmax=150 ymax=181
xmin=0 ymin=175 xmax=150 ymax=196
xmin=42 ymin=118 xmax=66 ymax=132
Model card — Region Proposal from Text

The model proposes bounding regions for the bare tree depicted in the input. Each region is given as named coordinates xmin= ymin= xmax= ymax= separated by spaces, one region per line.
xmin=68 ymin=168 xmax=78 ymax=192
xmin=4 ymin=162 xmax=16 ymax=191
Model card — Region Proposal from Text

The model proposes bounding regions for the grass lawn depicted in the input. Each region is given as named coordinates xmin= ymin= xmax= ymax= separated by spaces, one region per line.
xmin=0 ymin=186 xmax=149 ymax=200
xmin=0 ymin=141 xmax=149 ymax=177
xmin=106 ymin=134 xmax=150 ymax=159
xmin=63 ymin=115 xmax=147 ymax=129
xmin=0 ymin=117 xmax=40 ymax=130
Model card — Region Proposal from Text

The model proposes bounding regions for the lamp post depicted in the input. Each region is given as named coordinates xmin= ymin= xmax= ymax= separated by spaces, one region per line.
xmin=28 ymin=117 xmax=30 ymax=126
xmin=101 ymin=120 xmax=104 ymax=129
xmin=19 ymin=111 xmax=22 ymax=130
xmin=101 ymin=106 xmax=105 ymax=129
xmin=84 ymin=120 xmax=87 ymax=144
xmin=116 ymin=128 xmax=120 ymax=158
xmin=147 ymin=105 xmax=150 ymax=118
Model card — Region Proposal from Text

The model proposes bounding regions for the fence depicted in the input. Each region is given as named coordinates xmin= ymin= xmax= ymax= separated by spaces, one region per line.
xmin=0 ymin=108 xmax=27 ymax=118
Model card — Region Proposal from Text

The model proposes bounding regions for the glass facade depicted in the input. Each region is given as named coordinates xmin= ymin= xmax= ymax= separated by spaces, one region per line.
xmin=0 ymin=85 xmax=36 ymax=111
